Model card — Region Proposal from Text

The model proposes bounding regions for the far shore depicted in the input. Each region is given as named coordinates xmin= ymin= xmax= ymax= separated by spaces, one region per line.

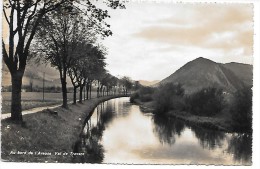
xmin=1 ymin=94 xmax=128 ymax=163
xmin=132 ymin=99 xmax=239 ymax=133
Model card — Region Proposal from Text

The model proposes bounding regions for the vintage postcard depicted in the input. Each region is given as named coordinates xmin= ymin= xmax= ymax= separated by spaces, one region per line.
xmin=1 ymin=0 xmax=259 ymax=168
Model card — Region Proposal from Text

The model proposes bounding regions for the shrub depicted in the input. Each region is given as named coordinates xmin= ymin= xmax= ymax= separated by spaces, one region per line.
xmin=140 ymin=94 xmax=153 ymax=102
xmin=139 ymin=86 xmax=155 ymax=95
xmin=169 ymin=95 xmax=186 ymax=111
xmin=153 ymin=83 xmax=185 ymax=114
xmin=130 ymin=86 xmax=155 ymax=103
xmin=186 ymin=87 xmax=225 ymax=117
xmin=230 ymin=87 xmax=252 ymax=132
xmin=130 ymin=92 xmax=139 ymax=103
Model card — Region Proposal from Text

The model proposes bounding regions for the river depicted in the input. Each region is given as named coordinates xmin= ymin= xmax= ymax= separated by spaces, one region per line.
xmin=73 ymin=97 xmax=252 ymax=165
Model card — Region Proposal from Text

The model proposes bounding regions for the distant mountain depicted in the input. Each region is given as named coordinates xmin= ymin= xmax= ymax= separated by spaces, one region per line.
xmin=138 ymin=80 xmax=160 ymax=87
xmin=158 ymin=57 xmax=252 ymax=94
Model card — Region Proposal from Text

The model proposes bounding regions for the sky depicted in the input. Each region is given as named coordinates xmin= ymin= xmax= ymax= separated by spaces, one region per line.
xmin=102 ymin=1 xmax=254 ymax=81
xmin=1 ymin=1 xmax=254 ymax=83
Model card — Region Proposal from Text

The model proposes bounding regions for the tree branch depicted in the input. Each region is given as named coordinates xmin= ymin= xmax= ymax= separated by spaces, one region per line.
xmin=3 ymin=8 xmax=10 ymax=25
xmin=8 ymin=3 xmax=15 ymax=64
xmin=22 ymin=0 xmax=39 ymax=43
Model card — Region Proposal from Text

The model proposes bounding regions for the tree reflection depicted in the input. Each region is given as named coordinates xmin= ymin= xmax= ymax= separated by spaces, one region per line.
xmin=227 ymin=133 xmax=252 ymax=164
xmin=72 ymin=123 xmax=104 ymax=163
xmin=72 ymin=101 xmax=116 ymax=163
xmin=153 ymin=115 xmax=185 ymax=145
xmin=190 ymin=126 xmax=226 ymax=150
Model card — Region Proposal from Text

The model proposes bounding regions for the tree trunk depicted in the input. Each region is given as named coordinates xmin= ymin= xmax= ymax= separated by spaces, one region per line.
xmin=83 ymin=85 xmax=86 ymax=100
xmin=100 ymin=85 xmax=104 ymax=97
xmin=61 ymin=78 xmax=68 ymax=108
xmin=10 ymin=73 xmax=23 ymax=122
xmin=30 ymin=81 xmax=33 ymax=92
xmin=89 ymin=83 xmax=92 ymax=99
xmin=86 ymin=83 xmax=89 ymax=100
xmin=73 ymin=86 xmax=77 ymax=104
xmin=79 ymin=86 xmax=83 ymax=103
xmin=97 ymin=82 xmax=100 ymax=98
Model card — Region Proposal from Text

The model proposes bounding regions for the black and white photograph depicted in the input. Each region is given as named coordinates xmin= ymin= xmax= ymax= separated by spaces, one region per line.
xmin=1 ymin=0 xmax=259 ymax=167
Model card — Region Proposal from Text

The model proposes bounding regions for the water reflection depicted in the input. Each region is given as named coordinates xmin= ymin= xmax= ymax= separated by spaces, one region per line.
xmin=152 ymin=115 xmax=227 ymax=150
xmin=73 ymin=97 xmax=252 ymax=165
xmin=190 ymin=126 xmax=226 ymax=150
xmin=153 ymin=115 xmax=185 ymax=145
xmin=73 ymin=124 xmax=104 ymax=163
xmin=73 ymin=102 xmax=115 ymax=163
xmin=227 ymin=133 xmax=252 ymax=164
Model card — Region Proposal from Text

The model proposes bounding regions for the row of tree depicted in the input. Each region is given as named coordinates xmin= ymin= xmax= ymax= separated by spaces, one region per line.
xmin=2 ymin=0 xmax=130 ymax=123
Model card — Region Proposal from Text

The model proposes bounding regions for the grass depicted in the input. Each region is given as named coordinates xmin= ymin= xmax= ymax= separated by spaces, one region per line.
xmin=1 ymin=92 xmax=74 ymax=101
xmin=1 ymin=92 xmax=98 ymax=114
xmin=1 ymin=94 xmax=126 ymax=163
xmin=1 ymin=100 xmax=62 ymax=114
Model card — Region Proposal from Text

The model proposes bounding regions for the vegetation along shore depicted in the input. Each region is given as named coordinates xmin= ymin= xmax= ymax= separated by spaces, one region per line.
xmin=130 ymin=84 xmax=252 ymax=133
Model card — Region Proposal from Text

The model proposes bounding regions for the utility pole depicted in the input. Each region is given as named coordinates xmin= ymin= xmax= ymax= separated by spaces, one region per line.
xmin=43 ymin=72 xmax=45 ymax=102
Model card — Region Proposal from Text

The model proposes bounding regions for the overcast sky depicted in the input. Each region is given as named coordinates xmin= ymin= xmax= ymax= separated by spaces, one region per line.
xmin=102 ymin=2 xmax=253 ymax=81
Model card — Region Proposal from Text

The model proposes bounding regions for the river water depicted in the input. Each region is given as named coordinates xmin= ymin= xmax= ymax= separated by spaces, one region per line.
xmin=73 ymin=97 xmax=252 ymax=165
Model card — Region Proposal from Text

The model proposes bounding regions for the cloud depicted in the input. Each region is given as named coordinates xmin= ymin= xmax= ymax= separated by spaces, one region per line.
xmin=103 ymin=2 xmax=254 ymax=81
xmin=133 ymin=4 xmax=253 ymax=56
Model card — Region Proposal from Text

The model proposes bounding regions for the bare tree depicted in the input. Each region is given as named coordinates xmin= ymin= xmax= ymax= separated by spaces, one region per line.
xmin=33 ymin=2 xmax=115 ymax=107
xmin=33 ymin=8 xmax=93 ymax=108
xmin=2 ymin=0 xmax=73 ymax=122
xmin=2 ymin=0 xmax=125 ymax=122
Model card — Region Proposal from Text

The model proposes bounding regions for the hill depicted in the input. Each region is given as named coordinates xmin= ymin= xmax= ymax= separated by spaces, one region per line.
xmin=138 ymin=80 xmax=160 ymax=86
xmin=223 ymin=62 xmax=253 ymax=86
xmin=158 ymin=57 xmax=252 ymax=94
xmin=1 ymin=60 xmax=72 ymax=88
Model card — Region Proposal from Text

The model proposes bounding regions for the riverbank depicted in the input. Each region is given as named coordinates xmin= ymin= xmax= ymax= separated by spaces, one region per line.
xmin=132 ymin=99 xmax=155 ymax=113
xmin=132 ymin=99 xmax=234 ymax=132
xmin=1 ymin=95 xmax=127 ymax=163
xmin=166 ymin=110 xmax=233 ymax=132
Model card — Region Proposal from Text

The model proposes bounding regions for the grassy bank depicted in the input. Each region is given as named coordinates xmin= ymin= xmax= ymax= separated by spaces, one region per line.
xmin=131 ymin=99 xmax=155 ymax=113
xmin=166 ymin=110 xmax=233 ymax=132
xmin=1 ymin=95 xmax=127 ymax=163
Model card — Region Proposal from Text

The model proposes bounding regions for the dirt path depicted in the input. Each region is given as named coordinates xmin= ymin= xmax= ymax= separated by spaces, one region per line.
xmin=1 ymin=103 xmax=61 ymax=120
xmin=1 ymin=99 xmax=82 ymax=119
